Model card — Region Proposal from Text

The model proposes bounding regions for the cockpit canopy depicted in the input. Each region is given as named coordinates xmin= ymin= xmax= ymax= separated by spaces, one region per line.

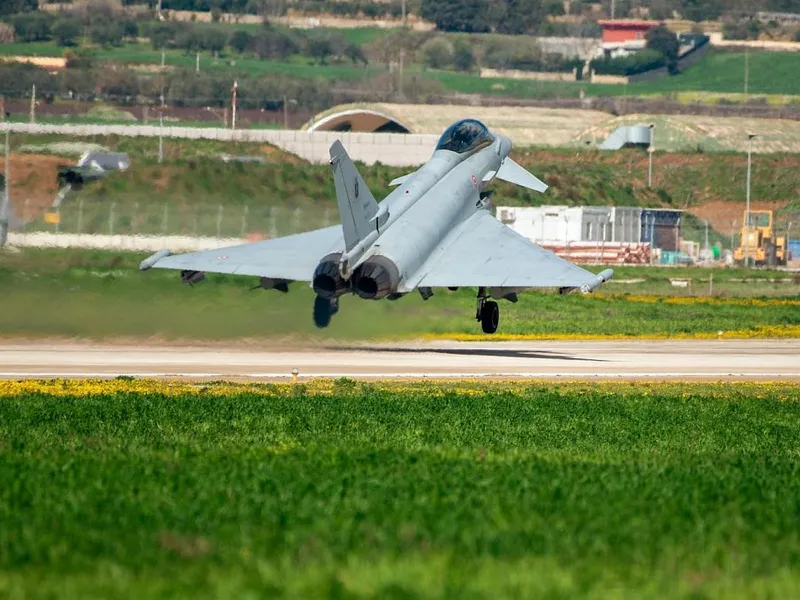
xmin=435 ymin=119 xmax=495 ymax=154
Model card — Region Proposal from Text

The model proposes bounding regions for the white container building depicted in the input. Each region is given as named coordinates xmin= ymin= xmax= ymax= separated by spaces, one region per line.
xmin=496 ymin=205 xmax=642 ymax=243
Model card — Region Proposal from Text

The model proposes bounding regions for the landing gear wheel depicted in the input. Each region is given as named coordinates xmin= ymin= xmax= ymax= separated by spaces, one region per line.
xmin=313 ymin=295 xmax=337 ymax=328
xmin=480 ymin=300 xmax=499 ymax=334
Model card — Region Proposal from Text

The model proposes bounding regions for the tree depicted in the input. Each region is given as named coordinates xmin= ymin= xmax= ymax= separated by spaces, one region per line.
xmin=202 ymin=27 xmax=229 ymax=54
xmin=230 ymin=29 xmax=252 ymax=53
xmin=0 ymin=0 xmax=38 ymax=17
xmin=344 ymin=43 xmax=368 ymax=66
xmin=91 ymin=21 xmax=124 ymax=47
xmin=11 ymin=12 xmax=54 ymax=42
xmin=53 ymin=18 xmax=82 ymax=47
xmin=307 ymin=34 xmax=333 ymax=65
xmin=0 ymin=23 xmax=15 ymax=44
xmin=122 ymin=18 xmax=139 ymax=41
xmin=680 ymin=0 xmax=723 ymax=22
xmin=420 ymin=0 xmax=490 ymax=33
xmin=645 ymin=24 xmax=679 ymax=75
xmin=252 ymin=29 xmax=298 ymax=59
xmin=453 ymin=40 xmax=475 ymax=71
xmin=542 ymin=0 xmax=565 ymax=16
xmin=496 ymin=0 xmax=545 ymax=35
xmin=422 ymin=37 xmax=453 ymax=69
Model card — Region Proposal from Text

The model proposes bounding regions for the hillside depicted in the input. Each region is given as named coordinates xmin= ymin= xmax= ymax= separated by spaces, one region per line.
xmin=6 ymin=134 xmax=798 ymax=243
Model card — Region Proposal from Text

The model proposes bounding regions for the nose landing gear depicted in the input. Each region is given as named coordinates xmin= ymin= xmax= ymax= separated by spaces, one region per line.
xmin=476 ymin=287 xmax=499 ymax=334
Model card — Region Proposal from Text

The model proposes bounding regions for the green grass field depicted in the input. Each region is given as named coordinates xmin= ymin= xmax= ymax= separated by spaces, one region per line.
xmin=2 ymin=379 xmax=800 ymax=598
xmin=2 ymin=40 xmax=798 ymax=100
xmin=625 ymin=50 xmax=800 ymax=97
xmin=1 ymin=249 xmax=798 ymax=340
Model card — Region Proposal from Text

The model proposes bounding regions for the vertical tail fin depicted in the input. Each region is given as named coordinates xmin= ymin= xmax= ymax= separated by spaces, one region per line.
xmin=329 ymin=141 xmax=379 ymax=251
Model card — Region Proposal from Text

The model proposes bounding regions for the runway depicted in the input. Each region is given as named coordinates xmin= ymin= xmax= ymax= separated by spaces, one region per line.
xmin=0 ymin=339 xmax=798 ymax=380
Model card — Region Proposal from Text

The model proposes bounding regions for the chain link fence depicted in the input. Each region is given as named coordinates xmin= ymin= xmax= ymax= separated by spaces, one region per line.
xmin=16 ymin=197 xmax=336 ymax=241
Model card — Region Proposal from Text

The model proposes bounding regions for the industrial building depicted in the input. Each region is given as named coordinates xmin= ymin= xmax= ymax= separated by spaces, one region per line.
xmin=496 ymin=205 xmax=684 ymax=264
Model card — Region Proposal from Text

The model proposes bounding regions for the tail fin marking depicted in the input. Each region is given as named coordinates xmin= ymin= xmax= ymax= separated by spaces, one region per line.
xmin=329 ymin=141 xmax=379 ymax=251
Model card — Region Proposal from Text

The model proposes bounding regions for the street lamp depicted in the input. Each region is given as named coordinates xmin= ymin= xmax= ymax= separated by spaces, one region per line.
xmin=647 ymin=123 xmax=655 ymax=188
xmin=744 ymin=132 xmax=756 ymax=266
xmin=282 ymin=96 xmax=297 ymax=129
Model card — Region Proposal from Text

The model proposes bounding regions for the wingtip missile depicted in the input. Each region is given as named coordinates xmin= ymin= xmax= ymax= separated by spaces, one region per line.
xmin=139 ymin=249 xmax=171 ymax=271
xmin=580 ymin=268 xmax=614 ymax=294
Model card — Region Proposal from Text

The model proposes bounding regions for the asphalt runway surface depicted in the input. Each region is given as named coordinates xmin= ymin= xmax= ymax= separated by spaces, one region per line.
xmin=1 ymin=339 xmax=798 ymax=380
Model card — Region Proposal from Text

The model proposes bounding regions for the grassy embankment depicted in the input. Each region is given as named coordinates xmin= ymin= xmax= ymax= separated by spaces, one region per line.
xmin=2 ymin=379 xmax=800 ymax=598
xmin=1 ymin=249 xmax=798 ymax=340
xmin=11 ymin=133 xmax=800 ymax=243
xmin=1 ymin=38 xmax=798 ymax=101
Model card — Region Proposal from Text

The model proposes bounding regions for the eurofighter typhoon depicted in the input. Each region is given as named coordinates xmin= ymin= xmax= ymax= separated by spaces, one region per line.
xmin=140 ymin=119 xmax=613 ymax=333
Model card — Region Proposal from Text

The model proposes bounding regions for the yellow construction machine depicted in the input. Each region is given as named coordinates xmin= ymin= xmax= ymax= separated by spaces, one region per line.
xmin=733 ymin=210 xmax=789 ymax=266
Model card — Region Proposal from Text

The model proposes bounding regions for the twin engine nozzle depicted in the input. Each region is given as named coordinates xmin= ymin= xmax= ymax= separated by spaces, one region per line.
xmin=312 ymin=253 xmax=399 ymax=300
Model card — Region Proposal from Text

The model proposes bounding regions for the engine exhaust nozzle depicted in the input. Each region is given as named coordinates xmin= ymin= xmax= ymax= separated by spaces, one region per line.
xmin=353 ymin=256 xmax=400 ymax=300
xmin=312 ymin=253 xmax=349 ymax=299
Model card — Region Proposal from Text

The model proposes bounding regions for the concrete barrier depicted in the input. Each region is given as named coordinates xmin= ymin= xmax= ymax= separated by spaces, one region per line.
xmin=7 ymin=231 xmax=245 ymax=252
xmin=3 ymin=123 xmax=438 ymax=167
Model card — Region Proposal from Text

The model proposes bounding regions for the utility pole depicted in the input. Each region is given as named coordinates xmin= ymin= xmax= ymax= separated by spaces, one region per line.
xmin=611 ymin=0 xmax=615 ymax=19
xmin=744 ymin=46 xmax=749 ymax=96
xmin=647 ymin=123 xmax=654 ymax=188
xmin=704 ymin=219 xmax=709 ymax=262
xmin=0 ymin=126 xmax=10 ymax=247
xmin=231 ymin=80 xmax=238 ymax=131
xmin=196 ymin=51 xmax=200 ymax=73
xmin=29 ymin=84 xmax=36 ymax=123
xmin=744 ymin=133 xmax=756 ymax=266
xmin=158 ymin=112 xmax=163 ymax=164
xmin=283 ymin=95 xmax=288 ymax=129
xmin=398 ymin=0 xmax=406 ymax=99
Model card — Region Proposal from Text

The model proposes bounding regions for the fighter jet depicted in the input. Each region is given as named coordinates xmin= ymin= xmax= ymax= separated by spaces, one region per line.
xmin=140 ymin=118 xmax=613 ymax=333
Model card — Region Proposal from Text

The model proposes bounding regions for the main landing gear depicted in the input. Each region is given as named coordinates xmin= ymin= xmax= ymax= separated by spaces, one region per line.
xmin=313 ymin=295 xmax=339 ymax=328
xmin=476 ymin=287 xmax=499 ymax=334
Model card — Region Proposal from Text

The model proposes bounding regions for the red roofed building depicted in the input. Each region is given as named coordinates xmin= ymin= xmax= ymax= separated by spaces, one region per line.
xmin=596 ymin=19 xmax=660 ymax=58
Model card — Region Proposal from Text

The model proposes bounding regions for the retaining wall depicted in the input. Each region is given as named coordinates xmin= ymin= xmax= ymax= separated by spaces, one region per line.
xmin=2 ymin=123 xmax=439 ymax=167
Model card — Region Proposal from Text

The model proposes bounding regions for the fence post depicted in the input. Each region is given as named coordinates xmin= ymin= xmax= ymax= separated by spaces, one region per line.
xmin=131 ymin=202 xmax=139 ymax=235
xmin=77 ymin=197 xmax=84 ymax=234
xmin=109 ymin=202 xmax=116 ymax=236
xmin=216 ymin=204 xmax=223 ymax=238
xmin=240 ymin=205 xmax=248 ymax=238
xmin=161 ymin=203 xmax=169 ymax=235
xmin=292 ymin=207 xmax=301 ymax=233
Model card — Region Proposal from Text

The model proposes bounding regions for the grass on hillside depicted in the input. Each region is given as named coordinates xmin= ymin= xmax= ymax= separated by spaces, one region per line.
xmin=3 ymin=41 xmax=798 ymax=99
xmin=626 ymin=50 xmax=800 ymax=97
xmin=2 ymin=380 xmax=800 ymax=598
xmin=1 ymin=249 xmax=798 ymax=341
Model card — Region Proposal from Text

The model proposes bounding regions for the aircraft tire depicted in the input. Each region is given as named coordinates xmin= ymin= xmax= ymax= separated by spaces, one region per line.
xmin=313 ymin=295 xmax=333 ymax=328
xmin=480 ymin=300 xmax=499 ymax=334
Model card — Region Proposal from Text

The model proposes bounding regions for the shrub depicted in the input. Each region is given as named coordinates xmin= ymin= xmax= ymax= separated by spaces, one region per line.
xmin=453 ymin=39 xmax=475 ymax=71
xmin=229 ymin=29 xmax=252 ymax=53
xmin=422 ymin=37 xmax=453 ymax=69
xmin=590 ymin=49 xmax=665 ymax=76
xmin=0 ymin=22 xmax=16 ymax=44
